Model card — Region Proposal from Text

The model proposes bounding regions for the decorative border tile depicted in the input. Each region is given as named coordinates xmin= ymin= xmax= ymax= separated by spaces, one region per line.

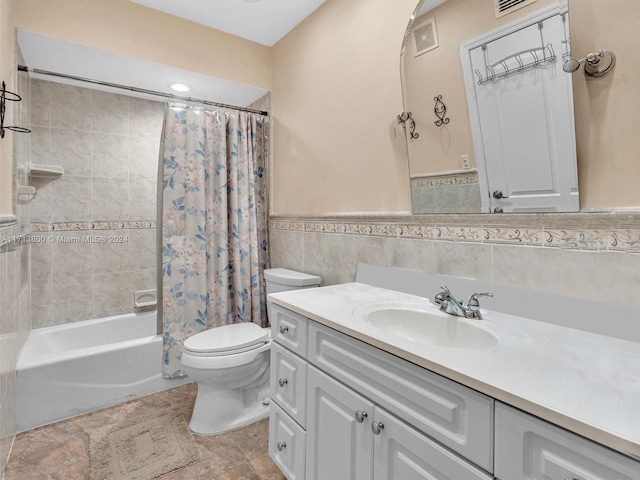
xmin=32 ymin=221 xmax=155 ymax=232
xmin=433 ymin=226 xmax=484 ymax=242
xmin=268 ymin=212 xmax=640 ymax=253
xmin=411 ymin=171 xmax=479 ymax=188
xmin=543 ymin=228 xmax=610 ymax=250
xmin=482 ymin=227 xmax=544 ymax=245
xmin=610 ymin=229 xmax=640 ymax=253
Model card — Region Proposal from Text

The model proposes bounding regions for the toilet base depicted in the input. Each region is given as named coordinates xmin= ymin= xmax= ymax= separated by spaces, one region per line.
xmin=188 ymin=382 xmax=270 ymax=435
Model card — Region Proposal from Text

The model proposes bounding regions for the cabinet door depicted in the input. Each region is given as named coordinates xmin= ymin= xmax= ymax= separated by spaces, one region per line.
xmin=271 ymin=342 xmax=307 ymax=428
xmin=373 ymin=407 xmax=493 ymax=480
xmin=306 ymin=365 xmax=374 ymax=480
xmin=495 ymin=402 xmax=640 ymax=480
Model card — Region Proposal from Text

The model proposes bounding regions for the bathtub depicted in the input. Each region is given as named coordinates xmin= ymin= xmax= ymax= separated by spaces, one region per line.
xmin=16 ymin=310 xmax=190 ymax=431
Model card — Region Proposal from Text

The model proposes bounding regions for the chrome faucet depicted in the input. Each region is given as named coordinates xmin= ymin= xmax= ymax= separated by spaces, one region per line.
xmin=434 ymin=286 xmax=493 ymax=320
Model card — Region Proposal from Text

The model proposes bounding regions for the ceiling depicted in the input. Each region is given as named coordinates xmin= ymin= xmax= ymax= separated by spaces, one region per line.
xmin=130 ymin=0 xmax=326 ymax=47
xmin=17 ymin=1 xmax=326 ymax=107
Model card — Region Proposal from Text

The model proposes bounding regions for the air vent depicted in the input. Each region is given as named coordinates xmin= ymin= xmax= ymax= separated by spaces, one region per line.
xmin=412 ymin=17 xmax=439 ymax=57
xmin=493 ymin=0 xmax=537 ymax=18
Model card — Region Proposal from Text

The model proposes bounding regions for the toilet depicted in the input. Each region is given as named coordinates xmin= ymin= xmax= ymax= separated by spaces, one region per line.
xmin=181 ymin=268 xmax=321 ymax=434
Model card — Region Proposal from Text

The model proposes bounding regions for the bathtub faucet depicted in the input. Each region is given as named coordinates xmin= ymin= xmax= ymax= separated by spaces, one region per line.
xmin=434 ymin=286 xmax=493 ymax=320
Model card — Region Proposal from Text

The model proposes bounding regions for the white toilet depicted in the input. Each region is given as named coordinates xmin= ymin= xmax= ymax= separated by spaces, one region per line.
xmin=181 ymin=268 xmax=321 ymax=435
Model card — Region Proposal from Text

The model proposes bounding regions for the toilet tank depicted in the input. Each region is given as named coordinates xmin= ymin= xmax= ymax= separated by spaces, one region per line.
xmin=264 ymin=268 xmax=321 ymax=324
xmin=264 ymin=268 xmax=321 ymax=294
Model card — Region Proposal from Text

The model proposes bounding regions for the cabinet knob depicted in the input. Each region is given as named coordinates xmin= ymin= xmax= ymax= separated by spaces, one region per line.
xmin=279 ymin=325 xmax=289 ymax=334
xmin=278 ymin=378 xmax=288 ymax=387
xmin=371 ymin=421 xmax=384 ymax=435
xmin=355 ymin=411 xmax=368 ymax=423
xmin=277 ymin=441 xmax=286 ymax=452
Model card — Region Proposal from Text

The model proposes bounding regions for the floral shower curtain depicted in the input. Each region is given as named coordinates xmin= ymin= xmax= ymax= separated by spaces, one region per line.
xmin=160 ymin=105 xmax=268 ymax=378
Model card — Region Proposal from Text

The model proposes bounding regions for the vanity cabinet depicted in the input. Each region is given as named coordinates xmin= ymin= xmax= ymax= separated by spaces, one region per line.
xmin=269 ymin=303 xmax=494 ymax=480
xmin=306 ymin=364 xmax=492 ymax=480
xmin=494 ymin=403 xmax=640 ymax=480
xmin=268 ymin=302 xmax=640 ymax=480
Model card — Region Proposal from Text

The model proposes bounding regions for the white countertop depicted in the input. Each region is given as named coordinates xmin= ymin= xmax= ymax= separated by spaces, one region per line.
xmin=268 ymin=282 xmax=640 ymax=461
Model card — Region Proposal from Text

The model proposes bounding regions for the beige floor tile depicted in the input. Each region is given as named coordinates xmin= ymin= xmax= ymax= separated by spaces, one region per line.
xmin=6 ymin=384 xmax=282 ymax=480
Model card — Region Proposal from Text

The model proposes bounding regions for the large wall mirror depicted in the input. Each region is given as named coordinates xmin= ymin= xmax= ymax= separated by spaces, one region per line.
xmin=400 ymin=0 xmax=630 ymax=215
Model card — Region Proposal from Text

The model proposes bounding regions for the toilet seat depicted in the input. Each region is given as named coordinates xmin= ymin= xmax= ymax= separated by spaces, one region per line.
xmin=183 ymin=322 xmax=270 ymax=357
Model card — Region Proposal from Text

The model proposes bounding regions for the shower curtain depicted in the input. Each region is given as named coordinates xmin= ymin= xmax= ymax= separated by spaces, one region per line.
xmin=160 ymin=105 xmax=268 ymax=378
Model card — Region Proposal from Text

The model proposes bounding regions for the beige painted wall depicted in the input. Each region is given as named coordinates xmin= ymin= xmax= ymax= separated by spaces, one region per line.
xmin=403 ymin=0 xmax=556 ymax=176
xmin=14 ymin=0 xmax=272 ymax=90
xmin=0 ymin=0 xmax=15 ymax=215
xmin=271 ymin=0 xmax=416 ymax=215
xmin=569 ymin=0 xmax=640 ymax=209
xmin=273 ymin=0 xmax=640 ymax=214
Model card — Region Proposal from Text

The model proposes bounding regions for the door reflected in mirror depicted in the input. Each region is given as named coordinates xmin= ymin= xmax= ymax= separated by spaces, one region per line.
xmin=401 ymin=0 xmax=579 ymax=214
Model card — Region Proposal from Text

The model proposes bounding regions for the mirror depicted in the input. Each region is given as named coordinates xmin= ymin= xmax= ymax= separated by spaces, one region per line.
xmin=401 ymin=0 xmax=581 ymax=214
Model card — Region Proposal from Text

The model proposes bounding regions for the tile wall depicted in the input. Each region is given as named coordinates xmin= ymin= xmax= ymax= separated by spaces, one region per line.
xmin=268 ymin=213 xmax=640 ymax=309
xmin=411 ymin=172 xmax=482 ymax=214
xmin=28 ymin=80 xmax=164 ymax=327
xmin=1 ymin=65 xmax=32 ymax=476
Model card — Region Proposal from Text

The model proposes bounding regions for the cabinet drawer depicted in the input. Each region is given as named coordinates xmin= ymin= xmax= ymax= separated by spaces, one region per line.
xmin=270 ymin=342 xmax=307 ymax=428
xmin=269 ymin=402 xmax=306 ymax=480
xmin=308 ymin=322 xmax=494 ymax=472
xmin=374 ymin=407 xmax=493 ymax=480
xmin=270 ymin=303 xmax=308 ymax=357
xmin=495 ymin=402 xmax=640 ymax=480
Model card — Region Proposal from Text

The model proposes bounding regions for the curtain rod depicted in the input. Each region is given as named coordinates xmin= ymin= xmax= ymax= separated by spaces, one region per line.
xmin=17 ymin=65 xmax=269 ymax=116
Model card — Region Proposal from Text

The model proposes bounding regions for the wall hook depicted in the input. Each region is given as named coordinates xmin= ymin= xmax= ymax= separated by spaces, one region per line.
xmin=398 ymin=111 xmax=419 ymax=139
xmin=434 ymin=95 xmax=449 ymax=126
xmin=0 ymin=81 xmax=31 ymax=138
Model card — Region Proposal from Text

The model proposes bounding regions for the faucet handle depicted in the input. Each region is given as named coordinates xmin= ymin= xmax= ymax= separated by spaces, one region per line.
xmin=467 ymin=292 xmax=493 ymax=308
xmin=434 ymin=286 xmax=451 ymax=305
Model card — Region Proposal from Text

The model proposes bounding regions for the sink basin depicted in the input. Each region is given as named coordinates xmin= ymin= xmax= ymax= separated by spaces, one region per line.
xmin=353 ymin=302 xmax=498 ymax=349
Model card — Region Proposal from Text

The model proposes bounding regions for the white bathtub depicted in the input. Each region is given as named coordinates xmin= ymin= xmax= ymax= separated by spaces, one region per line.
xmin=16 ymin=310 xmax=190 ymax=431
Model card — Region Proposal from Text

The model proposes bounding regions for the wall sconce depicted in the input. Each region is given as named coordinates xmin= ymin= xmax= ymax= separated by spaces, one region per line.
xmin=562 ymin=50 xmax=616 ymax=78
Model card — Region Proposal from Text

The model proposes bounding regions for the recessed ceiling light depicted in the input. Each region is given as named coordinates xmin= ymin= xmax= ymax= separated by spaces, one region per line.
xmin=169 ymin=83 xmax=190 ymax=92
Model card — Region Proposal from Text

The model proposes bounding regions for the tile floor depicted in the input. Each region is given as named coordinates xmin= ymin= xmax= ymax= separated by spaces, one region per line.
xmin=5 ymin=383 xmax=285 ymax=480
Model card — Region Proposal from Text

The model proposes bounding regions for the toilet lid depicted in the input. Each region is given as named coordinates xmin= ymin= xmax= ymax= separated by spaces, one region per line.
xmin=183 ymin=323 xmax=269 ymax=355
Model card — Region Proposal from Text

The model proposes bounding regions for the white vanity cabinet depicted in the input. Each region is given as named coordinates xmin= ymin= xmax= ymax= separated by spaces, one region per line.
xmin=269 ymin=303 xmax=495 ymax=480
xmin=306 ymin=364 xmax=492 ymax=480
xmin=268 ymin=301 xmax=640 ymax=480
xmin=494 ymin=403 xmax=640 ymax=480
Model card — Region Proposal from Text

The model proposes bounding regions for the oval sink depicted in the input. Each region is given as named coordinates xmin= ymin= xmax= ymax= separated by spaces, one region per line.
xmin=353 ymin=302 xmax=498 ymax=350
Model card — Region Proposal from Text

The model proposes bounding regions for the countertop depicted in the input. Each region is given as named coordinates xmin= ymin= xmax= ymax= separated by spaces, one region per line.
xmin=268 ymin=282 xmax=640 ymax=461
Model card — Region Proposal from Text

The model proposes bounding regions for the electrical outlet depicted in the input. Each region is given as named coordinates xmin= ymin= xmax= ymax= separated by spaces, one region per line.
xmin=461 ymin=154 xmax=471 ymax=169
